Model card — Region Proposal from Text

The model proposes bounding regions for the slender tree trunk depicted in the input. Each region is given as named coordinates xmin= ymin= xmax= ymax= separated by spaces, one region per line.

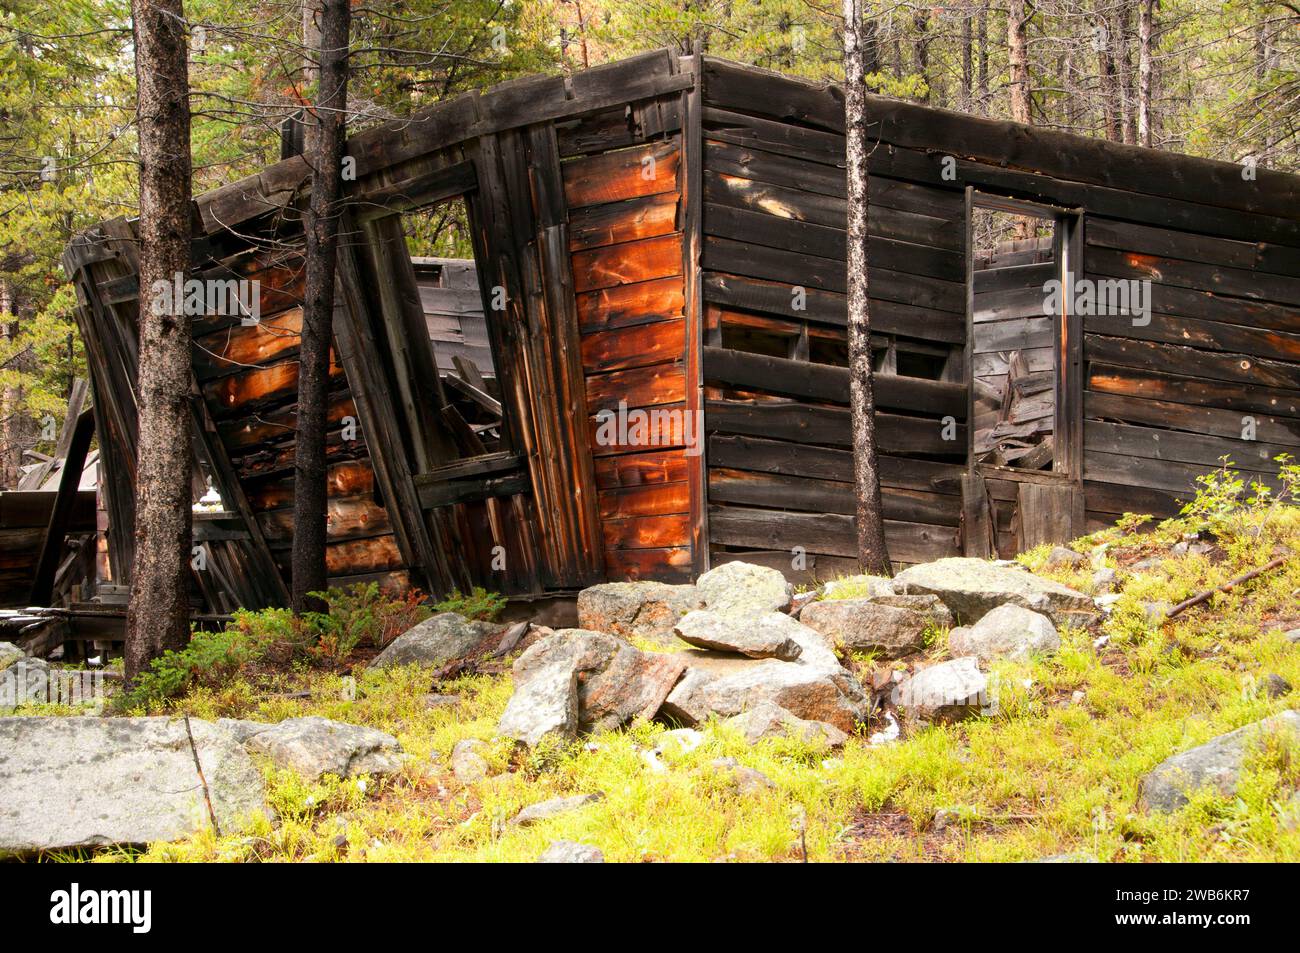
xmin=912 ymin=9 xmax=930 ymax=103
xmin=1096 ymin=3 xmax=1122 ymax=141
xmin=1114 ymin=1 xmax=1137 ymax=144
xmin=961 ymin=3 xmax=973 ymax=113
xmin=1137 ymin=0 xmax=1155 ymax=147
xmin=843 ymin=0 xmax=890 ymax=575
xmin=1007 ymin=0 xmax=1035 ymax=239
xmin=1008 ymin=0 xmax=1032 ymax=125
xmin=977 ymin=2 xmax=989 ymax=115
xmin=126 ymin=0 xmax=193 ymax=682
xmin=291 ymin=0 xmax=350 ymax=613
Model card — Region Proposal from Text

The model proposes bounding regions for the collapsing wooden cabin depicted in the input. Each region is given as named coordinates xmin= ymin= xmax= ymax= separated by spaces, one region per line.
xmin=61 ymin=50 xmax=1300 ymax=615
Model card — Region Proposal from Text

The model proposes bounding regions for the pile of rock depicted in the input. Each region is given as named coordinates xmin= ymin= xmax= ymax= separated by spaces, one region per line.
xmin=498 ymin=561 xmax=870 ymax=746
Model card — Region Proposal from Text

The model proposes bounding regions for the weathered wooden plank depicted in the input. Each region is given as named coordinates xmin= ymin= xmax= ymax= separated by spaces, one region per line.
xmin=708 ymin=467 xmax=960 ymax=524
xmin=1084 ymin=334 xmax=1300 ymax=391
xmin=1084 ymin=419 xmax=1296 ymax=472
xmin=576 ymin=275 xmax=686 ymax=333
xmin=571 ymin=232 xmax=684 ymax=293
xmin=1087 ymin=362 xmax=1300 ymax=419
xmin=708 ymin=434 xmax=963 ymax=491
xmin=562 ymin=139 xmax=680 ymax=208
xmin=585 ymin=361 xmax=686 ymax=411
xmin=568 ymin=190 xmax=680 ymax=251
xmin=1083 ymin=391 xmax=1300 ymax=445
xmin=703 ymin=346 xmax=966 ymax=417
xmin=598 ymin=481 xmax=690 ymax=519
xmin=707 ymin=504 xmax=958 ymax=562
xmin=705 ymin=399 xmax=965 ymax=455
xmin=1085 ymin=247 xmax=1300 ymax=306
xmin=601 ymin=512 xmax=691 ymax=550
xmin=581 ymin=318 xmax=686 ymax=373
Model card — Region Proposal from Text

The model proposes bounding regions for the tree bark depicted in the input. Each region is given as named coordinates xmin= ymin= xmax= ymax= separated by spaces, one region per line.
xmin=843 ymin=0 xmax=890 ymax=576
xmin=126 ymin=0 xmax=193 ymax=682
xmin=291 ymin=0 xmax=350 ymax=613
xmin=977 ymin=2 xmax=989 ymax=115
xmin=1137 ymin=0 xmax=1155 ymax=147
xmin=1096 ymin=3 xmax=1122 ymax=141
xmin=1008 ymin=0 xmax=1033 ymax=125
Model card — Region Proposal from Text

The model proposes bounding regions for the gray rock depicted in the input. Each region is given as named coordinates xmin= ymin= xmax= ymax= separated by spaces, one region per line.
xmin=496 ymin=629 xmax=686 ymax=746
xmin=822 ymin=574 xmax=895 ymax=599
xmin=576 ymin=581 xmax=702 ymax=645
xmin=897 ymin=657 xmax=991 ymax=723
xmin=219 ymin=716 xmax=404 ymax=780
xmin=510 ymin=792 xmax=603 ymax=826
xmin=662 ymin=621 xmax=869 ymax=732
xmin=538 ymin=840 xmax=605 ymax=863
xmin=451 ymin=739 xmax=490 ymax=783
xmin=1131 ymin=557 xmax=1163 ymax=571
xmin=0 ymin=642 xmax=23 ymax=672
xmin=0 ymin=716 xmax=267 ymax=853
xmin=673 ymin=610 xmax=803 ymax=660
xmin=724 ymin=700 xmax=848 ymax=748
xmin=420 ymin=693 xmax=461 ymax=710
xmin=1285 ymin=628 xmax=1300 ymax=644
xmin=710 ymin=757 xmax=775 ymax=794
xmin=1139 ymin=711 xmax=1300 ymax=813
xmin=892 ymin=557 xmax=1096 ymax=626
xmin=369 ymin=613 xmax=503 ymax=669
xmin=948 ymin=603 xmax=1059 ymax=664
xmin=1142 ymin=601 xmax=1171 ymax=625
xmin=1045 ymin=546 xmax=1087 ymax=569
xmin=697 ymin=561 xmax=793 ymax=616
xmin=868 ymin=593 xmax=954 ymax=627
xmin=1091 ymin=567 xmax=1118 ymax=592
xmin=800 ymin=597 xmax=942 ymax=658
xmin=1264 ymin=674 xmax=1292 ymax=698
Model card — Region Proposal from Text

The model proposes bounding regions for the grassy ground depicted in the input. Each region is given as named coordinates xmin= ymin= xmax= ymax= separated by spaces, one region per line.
xmin=26 ymin=474 xmax=1300 ymax=863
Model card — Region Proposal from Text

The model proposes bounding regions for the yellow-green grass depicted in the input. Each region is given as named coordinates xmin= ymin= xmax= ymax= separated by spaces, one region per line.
xmin=15 ymin=504 xmax=1300 ymax=863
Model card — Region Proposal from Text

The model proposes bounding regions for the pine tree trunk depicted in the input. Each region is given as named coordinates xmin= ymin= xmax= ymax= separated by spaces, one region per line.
xmin=126 ymin=0 xmax=193 ymax=682
xmin=1008 ymin=0 xmax=1032 ymax=124
xmin=977 ymin=2 xmax=989 ymax=115
xmin=843 ymin=0 xmax=890 ymax=576
xmin=291 ymin=0 xmax=350 ymax=613
xmin=1138 ymin=0 xmax=1155 ymax=147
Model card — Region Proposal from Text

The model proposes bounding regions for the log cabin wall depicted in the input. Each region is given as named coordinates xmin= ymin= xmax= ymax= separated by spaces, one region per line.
xmin=63 ymin=51 xmax=1300 ymax=612
xmin=697 ymin=59 xmax=968 ymax=570
xmin=561 ymin=98 xmax=695 ymax=582
xmin=694 ymin=57 xmax=1300 ymax=570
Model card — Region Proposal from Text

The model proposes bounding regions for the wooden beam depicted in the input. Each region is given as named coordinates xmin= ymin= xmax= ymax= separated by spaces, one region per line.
xmin=29 ymin=409 xmax=95 ymax=604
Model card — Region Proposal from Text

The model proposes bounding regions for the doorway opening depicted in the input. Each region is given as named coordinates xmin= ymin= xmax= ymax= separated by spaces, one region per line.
xmin=969 ymin=197 xmax=1067 ymax=473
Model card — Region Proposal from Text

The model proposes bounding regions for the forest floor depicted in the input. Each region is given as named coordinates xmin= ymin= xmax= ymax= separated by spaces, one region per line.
xmin=33 ymin=481 xmax=1300 ymax=863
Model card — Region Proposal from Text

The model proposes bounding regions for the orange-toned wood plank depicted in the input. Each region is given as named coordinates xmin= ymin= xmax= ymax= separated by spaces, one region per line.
xmin=602 ymin=545 xmax=692 ymax=581
xmin=585 ymin=361 xmax=686 ymax=412
xmin=592 ymin=448 xmax=689 ymax=489
xmin=601 ymin=512 xmax=690 ymax=550
xmin=245 ymin=459 xmax=375 ymax=511
xmin=193 ymin=308 xmax=303 ymax=379
xmin=220 ymin=395 xmax=356 ymax=452
xmin=571 ymin=233 xmax=683 ymax=293
xmin=581 ymin=317 xmax=685 ymax=373
xmin=587 ymin=402 xmax=692 ymax=455
xmin=562 ymin=139 xmax=680 ymax=208
xmin=598 ymin=481 xmax=690 ymax=520
xmin=576 ymin=276 xmax=685 ymax=333
xmin=204 ymin=351 xmax=342 ymax=416
xmin=569 ymin=191 xmax=680 ymax=251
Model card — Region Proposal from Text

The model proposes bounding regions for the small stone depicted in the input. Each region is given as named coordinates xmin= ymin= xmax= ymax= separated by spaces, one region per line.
xmin=799 ymin=597 xmax=942 ymax=659
xmin=576 ymin=581 xmax=701 ymax=645
xmin=724 ymin=699 xmax=848 ymax=748
xmin=510 ymin=792 xmax=604 ymax=826
xmin=370 ymin=613 xmax=503 ymax=670
xmin=420 ymin=693 xmax=461 ymax=710
xmin=1030 ymin=852 xmax=1100 ymax=863
xmin=1091 ymin=567 xmax=1118 ymax=592
xmin=451 ymin=739 xmax=490 ymax=783
xmin=896 ymin=657 xmax=991 ymax=723
xmin=1140 ymin=711 xmax=1300 ymax=812
xmin=218 ymin=716 xmax=405 ymax=780
xmin=1142 ymin=602 xmax=1171 ymax=625
xmin=1131 ymin=557 xmax=1162 ymax=571
xmin=1071 ymin=690 xmax=1087 ymax=706
xmin=1264 ymin=674 xmax=1292 ymax=698
xmin=538 ymin=840 xmax=604 ymax=863
xmin=1045 ymin=546 xmax=1086 ymax=569
xmin=1284 ymin=628 xmax=1300 ymax=644
xmin=655 ymin=727 xmax=705 ymax=756
xmin=710 ymin=757 xmax=775 ymax=795
xmin=948 ymin=603 xmax=1059 ymax=664
xmin=696 ymin=561 xmax=793 ymax=616
xmin=673 ymin=610 xmax=803 ymax=660
xmin=0 ymin=642 xmax=23 ymax=672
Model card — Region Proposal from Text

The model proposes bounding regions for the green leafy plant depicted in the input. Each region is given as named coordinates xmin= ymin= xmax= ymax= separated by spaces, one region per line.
xmin=302 ymin=583 xmax=431 ymax=661
xmin=431 ymin=586 xmax=506 ymax=622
